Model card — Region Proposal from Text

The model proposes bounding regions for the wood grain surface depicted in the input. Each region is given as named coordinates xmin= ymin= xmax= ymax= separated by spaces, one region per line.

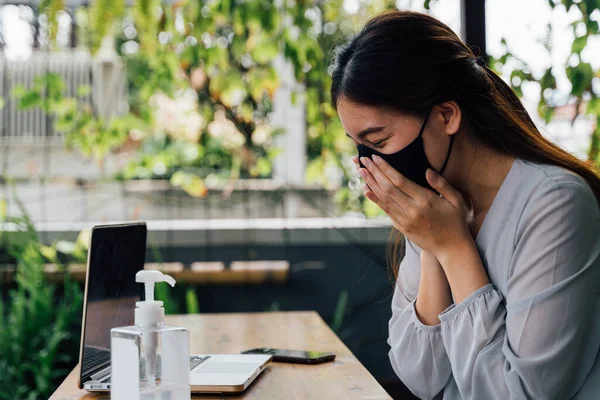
xmin=50 ymin=311 xmax=391 ymax=400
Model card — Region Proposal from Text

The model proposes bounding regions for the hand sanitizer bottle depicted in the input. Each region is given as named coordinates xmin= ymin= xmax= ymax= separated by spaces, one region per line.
xmin=111 ymin=270 xmax=190 ymax=400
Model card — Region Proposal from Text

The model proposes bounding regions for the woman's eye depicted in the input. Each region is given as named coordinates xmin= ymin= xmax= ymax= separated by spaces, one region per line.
xmin=373 ymin=139 xmax=386 ymax=148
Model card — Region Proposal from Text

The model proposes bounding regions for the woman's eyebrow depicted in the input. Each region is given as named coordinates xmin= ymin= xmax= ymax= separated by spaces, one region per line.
xmin=345 ymin=126 xmax=386 ymax=142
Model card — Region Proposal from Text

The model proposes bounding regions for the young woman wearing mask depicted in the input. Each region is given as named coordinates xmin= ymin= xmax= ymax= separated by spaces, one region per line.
xmin=332 ymin=11 xmax=600 ymax=400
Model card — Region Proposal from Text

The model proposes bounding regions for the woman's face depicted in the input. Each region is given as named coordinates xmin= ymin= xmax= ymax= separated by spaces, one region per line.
xmin=337 ymin=97 xmax=461 ymax=173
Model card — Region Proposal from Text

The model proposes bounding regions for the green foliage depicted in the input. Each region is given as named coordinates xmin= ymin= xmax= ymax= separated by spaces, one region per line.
xmin=154 ymin=284 xmax=200 ymax=315
xmin=171 ymin=171 xmax=208 ymax=198
xmin=39 ymin=0 xmax=65 ymax=46
xmin=185 ymin=288 xmax=200 ymax=314
xmin=29 ymin=0 xmax=600 ymax=212
xmin=154 ymin=281 xmax=180 ymax=315
xmin=497 ymin=0 xmax=600 ymax=161
xmin=29 ymin=0 xmax=396 ymax=213
xmin=331 ymin=289 xmax=348 ymax=334
xmin=111 ymin=0 xmax=284 ymax=183
xmin=285 ymin=0 xmax=401 ymax=214
xmin=12 ymin=74 xmax=146 ymax=162
xmin=0 ymin=194 xmax=85 ymax=400
xmin=89 ymin=0 xmax=125 ymax=54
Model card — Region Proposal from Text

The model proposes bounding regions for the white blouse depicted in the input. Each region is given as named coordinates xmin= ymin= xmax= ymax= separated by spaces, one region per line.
xmin=388 ymin=158 xmax=600 ymax=399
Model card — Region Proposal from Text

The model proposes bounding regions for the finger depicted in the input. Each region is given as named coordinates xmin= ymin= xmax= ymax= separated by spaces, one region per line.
xmin=365 ymin=189 xmax=406 ymax=230
xmin=363 ymin=184 xmax=382 ymax=203
xmin=358 ymin=166 xmax=383 ymax=195
xmin=371 ymin=154 xmax=430 ymax=201
xmin=364 ymin=190 xmax=380 ymax=206
xmin=360 ymin=156 xmax=411 ymax=208
xmin=426 ymin=168 xmax=463 ymax=208
xmin=352 ymin=156 xmax=359 ymax=167
xmin=364 ymin=189 xmax=387 ymax=212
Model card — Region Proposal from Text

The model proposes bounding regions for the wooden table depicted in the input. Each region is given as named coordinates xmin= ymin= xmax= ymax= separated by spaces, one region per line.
xmin=51 ymin=311 xmax=392 ymax=399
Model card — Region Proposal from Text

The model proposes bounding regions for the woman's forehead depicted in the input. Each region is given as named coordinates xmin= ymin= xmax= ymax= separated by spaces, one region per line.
xmin=338 ymin=99 xmax=407 ymax=136
xmin=339 ymin=100 xmax=392 ymax=128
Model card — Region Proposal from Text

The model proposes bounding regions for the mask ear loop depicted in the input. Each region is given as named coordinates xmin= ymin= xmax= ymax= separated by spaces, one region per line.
xmin=439 ymin=135 xmax=454 ymax=175
xmin=417 ymin=111 xmax=431 ymax=137
xmin=419 ymin=108 xmax=454 ymax=175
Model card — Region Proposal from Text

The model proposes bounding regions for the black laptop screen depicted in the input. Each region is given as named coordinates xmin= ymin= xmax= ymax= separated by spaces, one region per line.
xmin=81 ymin=223 xmax=147 ymax=378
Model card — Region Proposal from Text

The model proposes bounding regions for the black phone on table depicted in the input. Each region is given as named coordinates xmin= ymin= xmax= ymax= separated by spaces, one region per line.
xmin=241 ymin=348 xmax=335 ymax=364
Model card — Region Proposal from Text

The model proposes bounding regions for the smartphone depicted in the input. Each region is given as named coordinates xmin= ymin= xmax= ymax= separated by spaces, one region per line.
xmin=241 ymin=348 xmax=336 ymax=364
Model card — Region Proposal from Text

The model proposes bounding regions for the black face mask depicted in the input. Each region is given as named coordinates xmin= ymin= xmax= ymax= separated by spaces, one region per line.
xmin=357 ymin=111 xmax=454 ymax=192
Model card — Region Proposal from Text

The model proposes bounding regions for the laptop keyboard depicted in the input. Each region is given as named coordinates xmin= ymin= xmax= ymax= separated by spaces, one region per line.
xmin=86 ymin=354 xmax=210 ymax=385
xmin=82 ymin=347 xmax=111 ymax=374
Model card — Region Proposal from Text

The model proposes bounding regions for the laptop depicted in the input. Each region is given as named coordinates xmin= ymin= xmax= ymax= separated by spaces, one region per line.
xmin=77 ymin=222 xmax=271 ymax=393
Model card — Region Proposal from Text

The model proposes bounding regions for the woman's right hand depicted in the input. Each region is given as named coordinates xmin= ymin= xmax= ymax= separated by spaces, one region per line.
xmin=352 ymin=155 xmax=405 ymax=232
xmin=353 ymin=155 xmax=480 ymax=242
xmin=353 ymin=155 xmax=391 ymax=219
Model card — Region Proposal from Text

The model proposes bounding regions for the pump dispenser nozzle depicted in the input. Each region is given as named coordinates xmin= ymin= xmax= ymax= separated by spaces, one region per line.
xmin=135 ymin=270 xmax=176 ymax=326
xmin=136 ymin=270 xmax=176 ymax=302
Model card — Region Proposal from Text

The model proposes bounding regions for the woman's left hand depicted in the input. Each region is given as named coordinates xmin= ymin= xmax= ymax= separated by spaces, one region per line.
xmin=359 ymin=154 xmax=472 ymax=259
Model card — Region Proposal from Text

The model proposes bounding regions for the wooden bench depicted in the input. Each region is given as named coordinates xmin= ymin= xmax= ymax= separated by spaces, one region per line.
xmin=0 ymin=261 xmax=290 ymax=285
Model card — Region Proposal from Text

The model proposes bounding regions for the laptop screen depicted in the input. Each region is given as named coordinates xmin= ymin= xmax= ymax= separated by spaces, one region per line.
xmin=80 ymin=223 xmax=147 ymax=379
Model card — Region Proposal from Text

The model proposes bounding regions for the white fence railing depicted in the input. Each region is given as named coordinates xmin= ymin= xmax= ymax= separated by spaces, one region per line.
xmin=0 ymin=51 xmax=93 ymax=144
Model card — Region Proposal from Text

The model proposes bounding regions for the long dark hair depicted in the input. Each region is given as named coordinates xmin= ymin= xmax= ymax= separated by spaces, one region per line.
xmin=330 ymin=11 xmax=600 ymax=280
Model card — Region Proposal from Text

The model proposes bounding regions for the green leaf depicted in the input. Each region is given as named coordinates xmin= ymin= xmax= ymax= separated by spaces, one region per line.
xmin=566 ymin=62 xmax=593 ymax=97
xmin=0 ymin=96 xmax=5 ymax=110
xmin=587 ymin=97 xmax=600 ymax=116
xmin=539 ymin=68 xmax=557 ymax=90
xmin=331 ymin=289 xmax=348 ymax=333
xmin=571 ymin=35 xmax=588 ymax=54
xmin=10 ymin=84 xmax=27 ymax=98
xmin=587 ymin=20 xmax=599 ymax=35
xmin=249 ymin=32 xmax=279 ymax=65
xmin=39 ymin=245 xmax=57 ymax=263
xmin=55 ymin=241 xmax=77 ymax=255
xmin=18 ymin=91 xmax=41 ymax=109
xmin=246 ymin=66 xmax=280 ymax=101
xmin=77 ymin=84 xmax=92 ymax=97
xmin=170 ymin=171 xmax=207 ymax=197
xmin=154 ymin=278 xmax=179 ymax=315
xmin=538 ymin=101 xmax=554 ymax=124
xmin=38 ymin=0 xmax=63 ymax=46
xmin=209 ymin=70 xmax=243 ymax=105
xmin=185 ymin=288 xmax=200 ymax=314
xmin=52 ymin=98 xmax=78 ymax=116
xmin=252 ymin=157 xmax=272 ymax=177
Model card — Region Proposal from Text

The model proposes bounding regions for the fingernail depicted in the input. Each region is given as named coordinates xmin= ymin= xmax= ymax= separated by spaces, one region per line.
xmin=359 ymin=168 xmax=367 ymax=177
xmin=372 ymin=155 xmax=381 ymax=164
xmin=426 ymin=168 xmax=437 ymax=183
xmin=360 ymin=157 xmax=371 ymax=166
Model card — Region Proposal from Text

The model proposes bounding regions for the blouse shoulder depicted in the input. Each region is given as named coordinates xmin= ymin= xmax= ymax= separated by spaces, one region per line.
xmin=515 ymin=159 xmax=599 ymax=237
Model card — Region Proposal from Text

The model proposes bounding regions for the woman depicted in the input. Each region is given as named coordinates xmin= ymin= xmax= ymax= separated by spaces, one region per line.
xmin=331 ymin=11 xmax=600 ymax=400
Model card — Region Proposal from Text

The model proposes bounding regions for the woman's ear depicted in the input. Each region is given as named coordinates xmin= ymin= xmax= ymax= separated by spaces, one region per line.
xmin=436 ymin=101 xmax=461 ymax=136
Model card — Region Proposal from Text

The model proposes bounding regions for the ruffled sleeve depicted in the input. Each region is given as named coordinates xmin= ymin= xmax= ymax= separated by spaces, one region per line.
xmin=388 ymin=238 xmax=452 ymax=399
